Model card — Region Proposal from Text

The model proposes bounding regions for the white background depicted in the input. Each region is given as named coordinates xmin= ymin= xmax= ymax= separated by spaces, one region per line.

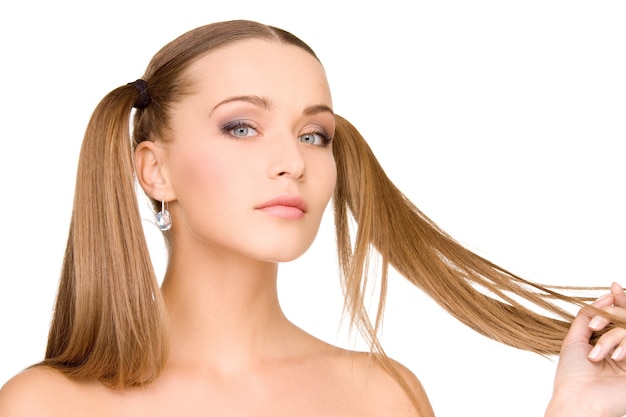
xmin=0 ymin=1 xmax=624 ymax=416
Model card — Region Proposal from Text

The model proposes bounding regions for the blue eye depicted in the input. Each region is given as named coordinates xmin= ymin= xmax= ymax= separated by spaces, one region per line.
xmin=222 ymin=120 xmax=259 ymax=138
xmin=233 ymin=126 xmax=252 ymax=137
xmin=299 ymin=130 xmax=332 ymax=146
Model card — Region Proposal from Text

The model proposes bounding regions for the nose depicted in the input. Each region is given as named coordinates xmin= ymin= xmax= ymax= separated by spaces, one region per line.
xmin=268 ymin=132 xmax=306 ymax=180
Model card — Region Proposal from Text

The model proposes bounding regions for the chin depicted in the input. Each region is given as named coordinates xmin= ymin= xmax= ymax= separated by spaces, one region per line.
xmin=260 ymin=249 xmax=309 ymax=264
xmin=255 ymin=240 xmax=315 ymax=264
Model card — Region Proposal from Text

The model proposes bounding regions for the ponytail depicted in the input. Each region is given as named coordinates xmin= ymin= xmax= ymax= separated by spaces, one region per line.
xmin=332 ymin=113 xmax=610 ymax=356
xmin=331 ymin=113 xmax=620 ymax=415
xmin=43 ymin=85 xmax=169 ymax=387
xmin=38 ymin=19 xmax=331 ymax=389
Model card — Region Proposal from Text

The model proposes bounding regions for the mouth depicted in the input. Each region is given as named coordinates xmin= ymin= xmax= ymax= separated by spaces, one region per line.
xmin=255 ymin=194 xmax=308 ymax=219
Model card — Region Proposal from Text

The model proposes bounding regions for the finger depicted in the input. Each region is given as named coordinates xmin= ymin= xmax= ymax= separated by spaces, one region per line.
xmin=564 ymin=293 xmax=614 ymax=347
xmin=589 ymin=305 xmax=626 ymax=330
xmin=589 ymin=314 xmax=611 ymax=331
xmin=613 ymin=344 xmax=626 ymax=361
xmin=588 ymin=327 xmax=626 ymax=362
xmin=611 ymin=282 xmax=626 ymax=308
xmin=593 ymin=292 xmax=616 ymax=309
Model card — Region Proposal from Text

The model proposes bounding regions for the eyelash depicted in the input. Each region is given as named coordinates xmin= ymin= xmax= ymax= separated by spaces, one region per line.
xmin=221 ymin=120 xmax=259 ymax=139
xmin=220 ymin=120 xmax=334 ymax=147
xmin=302 ymin=128 xmax=334 ymax=147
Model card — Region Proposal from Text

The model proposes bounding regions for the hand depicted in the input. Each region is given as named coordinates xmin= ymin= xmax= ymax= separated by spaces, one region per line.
xmin=545 ymin=282 xmax=626 ymax=417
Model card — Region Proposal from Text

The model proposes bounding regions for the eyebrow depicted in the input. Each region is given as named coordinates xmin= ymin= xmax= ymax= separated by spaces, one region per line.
xmin=302 ymin=103 xmax=334 ymax=116
xmin=210 ymin=95 xmax=334 ymax=117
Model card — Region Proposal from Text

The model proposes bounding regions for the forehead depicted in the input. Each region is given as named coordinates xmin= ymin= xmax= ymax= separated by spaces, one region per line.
xmin=184 ymin=39 xmax=332 ymax=106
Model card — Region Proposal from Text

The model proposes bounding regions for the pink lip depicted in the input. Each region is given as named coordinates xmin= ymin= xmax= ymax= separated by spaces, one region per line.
xmin=256 ymin=195 xmax=308 ymax=219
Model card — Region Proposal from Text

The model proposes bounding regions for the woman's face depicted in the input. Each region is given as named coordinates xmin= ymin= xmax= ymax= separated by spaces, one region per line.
xmin=161 ymin=39 xmax=337 ymax=263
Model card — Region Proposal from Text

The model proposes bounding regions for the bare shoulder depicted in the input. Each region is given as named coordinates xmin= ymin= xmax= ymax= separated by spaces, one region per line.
xmin=388 ymin=358 xmax=435 ymax=417
xmin=0 ymin=366 xmax=81 ymax=417
xmin=326 ymin=348 xmax=435 ymax=417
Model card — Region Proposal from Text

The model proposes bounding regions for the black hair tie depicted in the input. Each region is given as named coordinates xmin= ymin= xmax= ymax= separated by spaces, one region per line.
xmin=128 ymin=79 xmax=150 ymax=109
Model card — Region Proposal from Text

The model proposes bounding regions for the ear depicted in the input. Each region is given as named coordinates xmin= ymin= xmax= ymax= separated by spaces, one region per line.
xmin=135 ymin=141 xmax=175 ymax=201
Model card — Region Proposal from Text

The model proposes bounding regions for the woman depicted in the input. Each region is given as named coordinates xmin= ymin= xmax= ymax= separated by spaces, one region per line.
xmin=0 ymin=19 xmax=625 ymax=417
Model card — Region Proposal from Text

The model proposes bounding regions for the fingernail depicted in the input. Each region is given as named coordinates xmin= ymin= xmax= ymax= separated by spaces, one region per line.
xmin=611 ymin=346 xmax=623 ymax=361
xmin=589 ymin=316 xmax=604 ymax=329
xmin=589 ymin=344 xmax=602 ymax=359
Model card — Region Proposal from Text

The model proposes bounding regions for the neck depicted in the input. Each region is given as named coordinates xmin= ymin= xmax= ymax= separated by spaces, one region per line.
xmin=161 ymin=243 xmax=295 ymax=372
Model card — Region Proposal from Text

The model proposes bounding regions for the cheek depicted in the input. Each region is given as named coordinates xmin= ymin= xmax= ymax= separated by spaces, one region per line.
xmin=170 ymin=146 xmax=247 ymax=197
xmin=173 ymin=151 xmax=220 ymax=194
xmin=167 ymin=146 xmax=252 ymax=242
xmin=167 ymin=148 xmax=237 ymax=232
xmin=328 ymin=156 xmax=338 ymax=192
xmin=314 ymin=154 xmax=337 ymax=205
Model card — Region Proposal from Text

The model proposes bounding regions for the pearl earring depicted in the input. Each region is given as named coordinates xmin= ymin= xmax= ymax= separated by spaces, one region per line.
xmin=155 ymin=197 xmax=172 ymax=231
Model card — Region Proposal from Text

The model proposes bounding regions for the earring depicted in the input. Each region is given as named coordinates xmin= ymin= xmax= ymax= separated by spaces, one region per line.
xmin=155 ymin=197 xmax=172 ymax=231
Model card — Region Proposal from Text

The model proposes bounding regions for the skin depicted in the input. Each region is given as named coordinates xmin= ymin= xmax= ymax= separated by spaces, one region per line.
xmin=0 ymin=40 xmax=433 ymax=417
xmin=545 ymin=282 xmax=626 ymax=417
xmin=0 ymin=39 xmax=625 ymax=417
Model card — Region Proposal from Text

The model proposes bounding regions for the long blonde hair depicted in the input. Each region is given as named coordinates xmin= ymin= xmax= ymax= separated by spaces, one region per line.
xmin=42 ymin=19 xmax=621 ymax=416
xmin=43 ymin=19 xmax=317 ymax=387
